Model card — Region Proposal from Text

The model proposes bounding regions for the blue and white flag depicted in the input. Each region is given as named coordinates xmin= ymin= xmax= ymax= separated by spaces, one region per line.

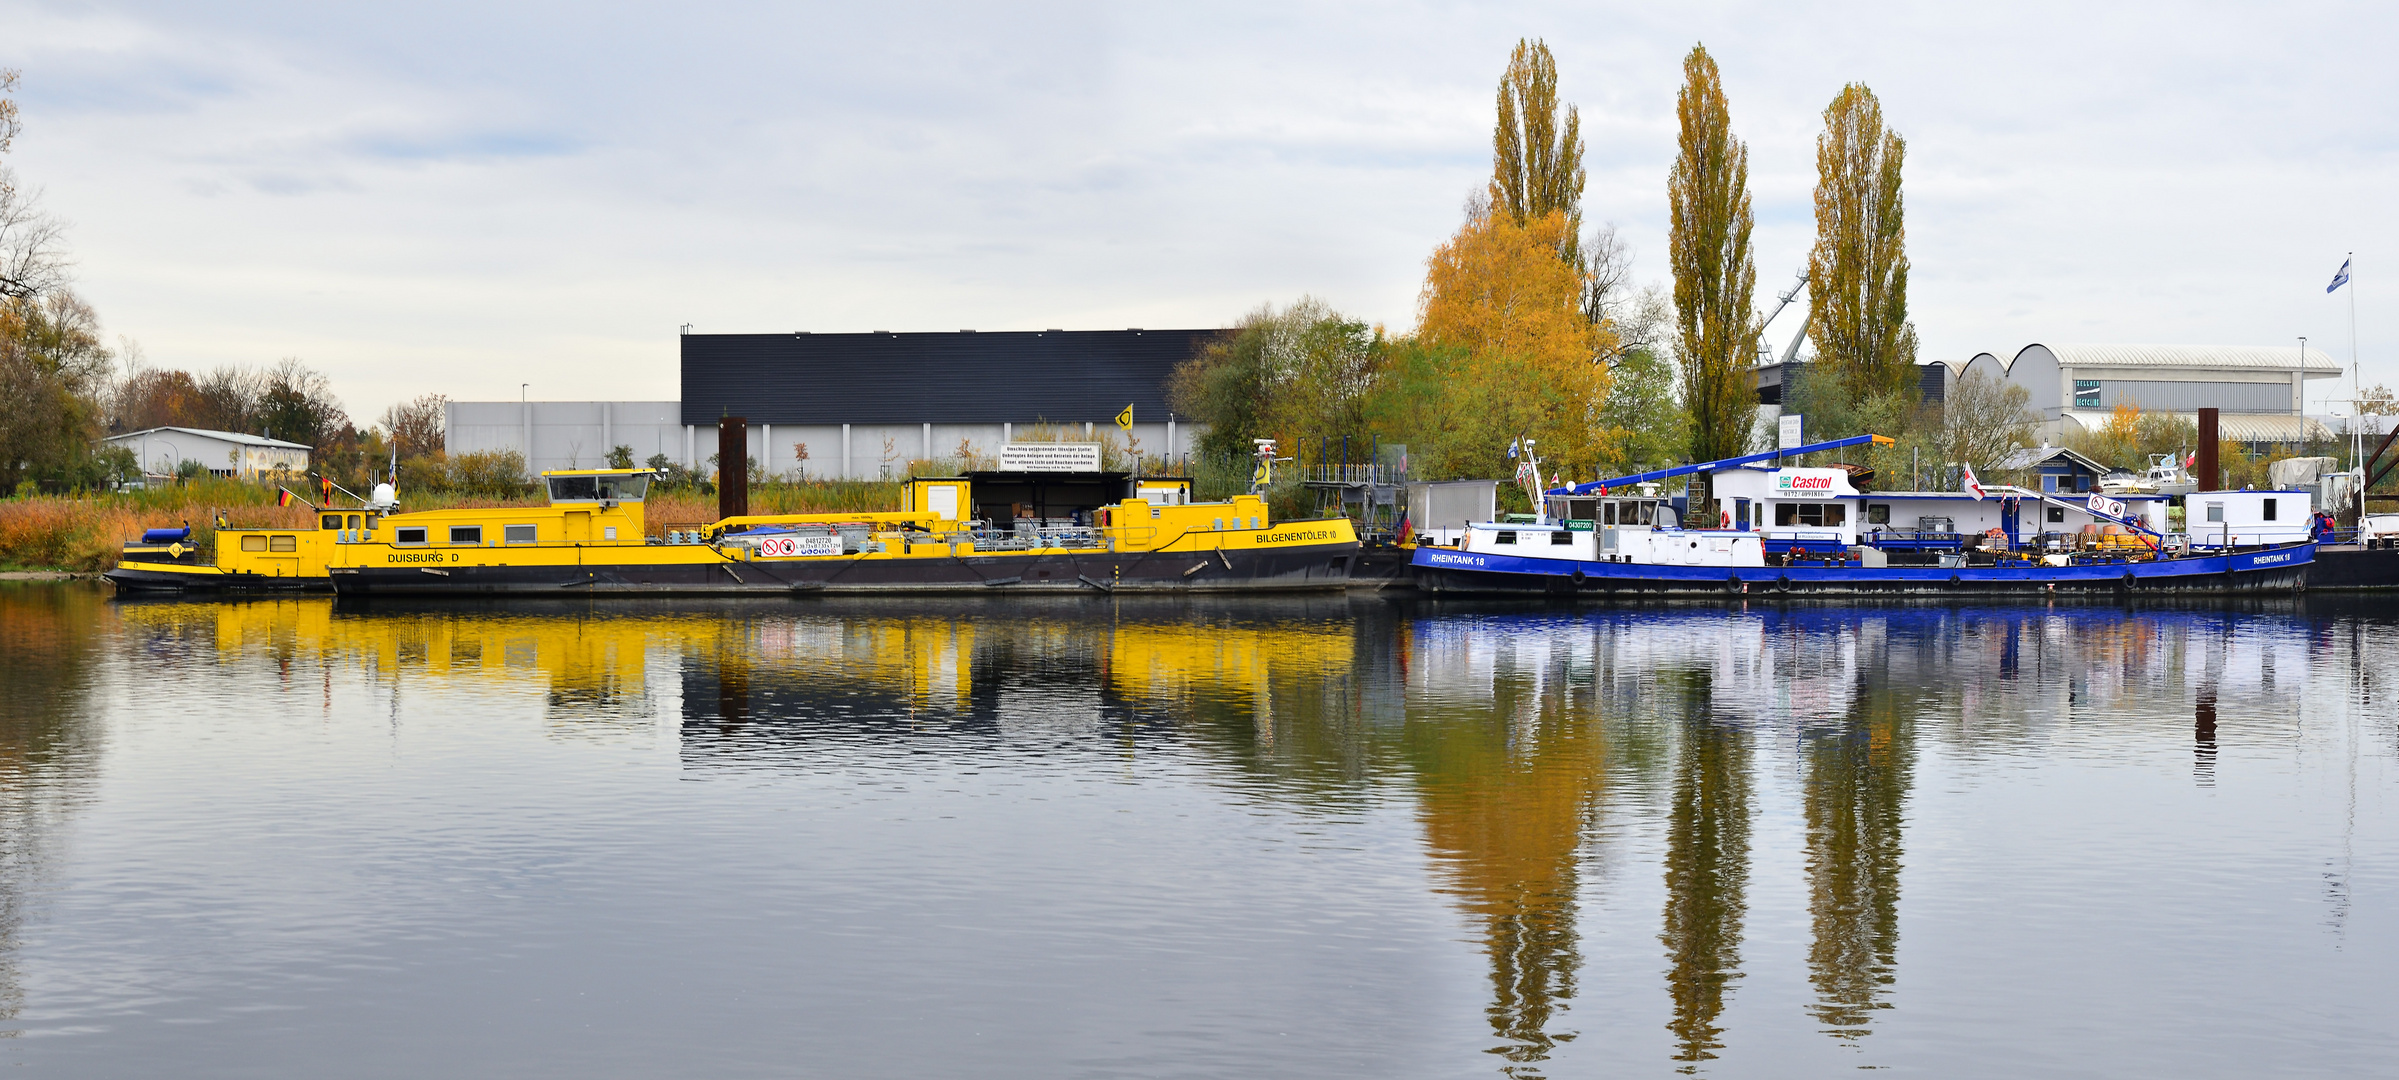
xmin=2328 ymin=257 xmax=2352 ymax=294
xmin=1506 ymin=439 xmax=1520 ymax=460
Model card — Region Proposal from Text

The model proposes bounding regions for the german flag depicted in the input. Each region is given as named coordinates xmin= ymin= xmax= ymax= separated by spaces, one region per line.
xmin=276 ymin=488 xmax=295 ymax=507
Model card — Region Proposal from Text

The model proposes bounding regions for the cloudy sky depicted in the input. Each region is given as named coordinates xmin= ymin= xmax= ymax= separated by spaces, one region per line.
xmin=6 ymin=1 xmax=2397 ymax=422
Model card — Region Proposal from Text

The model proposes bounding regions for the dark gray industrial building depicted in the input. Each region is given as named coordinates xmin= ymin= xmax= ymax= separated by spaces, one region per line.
xmin=450 ymin=329 xmax=1221 ymax=478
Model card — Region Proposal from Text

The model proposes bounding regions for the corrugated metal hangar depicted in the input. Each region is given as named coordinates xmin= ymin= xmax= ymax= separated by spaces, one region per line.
xmin=448 ymin=329 xmax=1220 ymax=478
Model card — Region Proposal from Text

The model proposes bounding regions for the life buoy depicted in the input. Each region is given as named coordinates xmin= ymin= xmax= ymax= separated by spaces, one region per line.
xmin=1095 ymin=508 xmax=1111 ymax=528
xmin=1720 ymin=510 xmax=1732 ymax=529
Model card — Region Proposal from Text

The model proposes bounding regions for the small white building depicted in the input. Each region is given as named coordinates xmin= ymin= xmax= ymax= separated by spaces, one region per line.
xmin=104 ymin=427 xmax=311 ymax=480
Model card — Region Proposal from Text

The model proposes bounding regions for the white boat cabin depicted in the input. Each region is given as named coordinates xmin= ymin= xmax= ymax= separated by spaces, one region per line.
xmin=2185 ymin=490 xmax=2315 ymax=547
xmin=1709 ymin=466 xmax=2175 ymax=550
xmin=1450 ymin=465 xmax=2196 ymax=569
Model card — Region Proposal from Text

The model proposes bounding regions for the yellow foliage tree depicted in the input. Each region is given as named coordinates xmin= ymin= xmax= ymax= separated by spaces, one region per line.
xmin=1418 ymin=208 xmax=1617 ymax=479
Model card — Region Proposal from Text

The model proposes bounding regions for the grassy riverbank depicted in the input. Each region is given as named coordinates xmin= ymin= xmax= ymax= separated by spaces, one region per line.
xmin=0 ymin=479 xmax=907 ymax=572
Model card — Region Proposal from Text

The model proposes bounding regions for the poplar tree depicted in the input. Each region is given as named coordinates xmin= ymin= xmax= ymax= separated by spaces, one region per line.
xmin=1490 ymin=39 xmax=1585 ymax=266
xmin=1806 ymin=84 xmax=1918 ymax=405
xmin=1667 ymin=45 xmax=1760 ymax=470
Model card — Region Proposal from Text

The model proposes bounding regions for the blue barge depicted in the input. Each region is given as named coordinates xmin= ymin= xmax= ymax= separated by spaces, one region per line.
xmin=1410 ymin=435 xmax=2317 ymax=597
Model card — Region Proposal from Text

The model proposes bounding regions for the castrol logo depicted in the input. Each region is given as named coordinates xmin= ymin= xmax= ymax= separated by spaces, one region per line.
xmin=1782 ymin=475 xmax=1833 ymax=489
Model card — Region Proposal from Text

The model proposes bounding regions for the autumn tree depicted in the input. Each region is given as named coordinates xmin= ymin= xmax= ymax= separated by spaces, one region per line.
xmin=116 ymin=367 xmax=209 ymax=430
xmin=0 ymin=72 xmax=116 ymax=490
xmin=1806 ymin=83 xmax=1918 ymax=407
xmin=1416 ymin=207 xmax=1615 ymax=479
xmin=0 ymin=291 xmax=112 ymax=490
xmin=1490 ymin=39 xmax=1585 ymax=267
xmin=379 ymin=392 xmax=448 ymax=459
xmin=1668 ymin=45 xmax=1761 ymax=475
xmin=256 ymin=357 xmax=348 ymax=447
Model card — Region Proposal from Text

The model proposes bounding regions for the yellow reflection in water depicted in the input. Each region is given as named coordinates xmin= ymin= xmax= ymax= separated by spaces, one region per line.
xmin=1400 ymin=620 xmax=1608 ymax=1076
xmin=114 ymin=599 xmax=716 ymax=728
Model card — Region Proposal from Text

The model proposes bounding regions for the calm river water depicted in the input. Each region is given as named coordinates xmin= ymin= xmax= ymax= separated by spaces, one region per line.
xmin=0 ymin=584 xmax=2392 ymax=1077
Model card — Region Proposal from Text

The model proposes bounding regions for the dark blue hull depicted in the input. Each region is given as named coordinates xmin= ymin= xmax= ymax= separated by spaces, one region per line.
xmin=1411 ymin=542 xmax=2314 ymax=597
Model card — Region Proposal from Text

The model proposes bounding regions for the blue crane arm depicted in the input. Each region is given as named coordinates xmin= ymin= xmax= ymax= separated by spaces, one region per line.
xmin=1549 ymin=434 xmax=1892 ymax=495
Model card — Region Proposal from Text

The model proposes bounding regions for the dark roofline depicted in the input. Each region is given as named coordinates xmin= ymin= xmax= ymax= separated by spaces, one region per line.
xmin=680 ymin=328 xmax=1224 ymax=427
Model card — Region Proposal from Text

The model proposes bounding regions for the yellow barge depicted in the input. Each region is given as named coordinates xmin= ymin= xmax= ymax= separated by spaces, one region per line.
xmin=112 ymin=468 xmax=1359 ymax=596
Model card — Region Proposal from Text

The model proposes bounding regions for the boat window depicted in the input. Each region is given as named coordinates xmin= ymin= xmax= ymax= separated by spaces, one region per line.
xmin=321 ymin=514 xmax=342 ymax=530
xmin=2048 ymin=506 xmax=2066 ymax=523
xmin=1824 ymin=504 xmax=1847 ymax=526
xmin=548 ymin=475 xmax=600 ymax=501
xmin=347 ymin=515 xmax=362 ymax=530
xmin=395 ymin=527 xmax=427 ymax=544
xmin=1866 ymin=504 xmax=1889 ymax=525
xmin=1603 ymin=503 xmax=1617 ymax=525
xmin=1495 ymin=531 xmax=1517 ymax=545
xmin=450 ymin=525 xmax=483 ymax=544
xmin=505 ymin=524 xmax=537 ymax=544
xmin=268 ymin=535 xmax=297 ymax=553
xmin=1550 ymin=530 xmax=1572 ymax=545
xmin=365 ymin=514 xmax=381 ymax=530
xmin=2262 ymin=498 xmax=2277 ymax=521
xmin=2205 ymin=502 xmax=2225 ymax=523
xmin=594 ymin=474 xmax=649 ymax=502
xmin=241 ymin=535 xmax=267 ymax=552
xmin=1776 ymin=503 xmax=1796 ymax=526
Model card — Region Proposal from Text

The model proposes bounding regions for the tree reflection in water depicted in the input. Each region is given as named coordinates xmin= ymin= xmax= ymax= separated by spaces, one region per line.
xmin=1659 ymin=669 xmax=1752 ymax=1069
xmin=0 ymin=586 xmax=107 ymax=1036
xmin=1802 ymin=696 xmax=1910 ymax=1039
xmin=1406 ymin=638 xmax=1606 ymax=1075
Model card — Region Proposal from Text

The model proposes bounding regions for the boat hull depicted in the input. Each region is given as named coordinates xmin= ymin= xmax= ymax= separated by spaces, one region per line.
xmin=2301 ymin=544 xmax=2399 ymax=589
xmin=1411 ymin=543 xmax=2314 ymax=597
xmin=104 ymin=562 xmax=330 ymax=593
xmin=328 ymin=540 xmax=1360 ymax=597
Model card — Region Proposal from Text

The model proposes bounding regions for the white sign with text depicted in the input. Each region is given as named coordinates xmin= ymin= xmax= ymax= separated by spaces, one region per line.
xmin=1000 ymin=442 xmax=1103 ymax=471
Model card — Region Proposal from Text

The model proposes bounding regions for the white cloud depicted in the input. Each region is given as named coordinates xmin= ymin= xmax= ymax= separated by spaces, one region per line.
xmin=6 ymin=0 xmax=2398 ymax=421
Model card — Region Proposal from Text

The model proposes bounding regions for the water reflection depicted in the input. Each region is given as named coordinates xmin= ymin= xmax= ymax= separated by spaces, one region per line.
xmin=0 ymin=586 xmax=109 ymax=1035
xmin=1660 ymin=671 xmax=1751 ymax=1069
xmin=1802 ymin=694 xmax=1910 ymax=1039
xmin=114 ymin=597 xmax=689 ymax=733
xmin=28 ymin=591 xmax=2398 ymax=1075
xmin=1401 ymin=617 xmax=1606 ymax=1073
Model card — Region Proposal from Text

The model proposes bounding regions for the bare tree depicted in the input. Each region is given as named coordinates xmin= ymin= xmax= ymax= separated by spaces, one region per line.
xmin=1935 ymin=369 xmax=2036 ymax=481
xmin=0 ymin=72 xmax=69 ymax=301
xmin=1585 ymin=221 xmax=1635 ymax=331
xmin=378 ymin=393 xmax=448 ymax=459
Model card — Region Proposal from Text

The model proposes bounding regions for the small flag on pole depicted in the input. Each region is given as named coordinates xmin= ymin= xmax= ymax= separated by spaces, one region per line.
xmin=276 ymin=488 xmax=295 ymax=507
xmin=1115 ymin=404 xmax=1134 ymax=432
xmin=1962 ymin=463 xmax=1986 ymax=501
xmin=1506 ymin=439 xmax=1521 ymax=460
xmin=2328 ymin=257 xmax=2352 ymax=294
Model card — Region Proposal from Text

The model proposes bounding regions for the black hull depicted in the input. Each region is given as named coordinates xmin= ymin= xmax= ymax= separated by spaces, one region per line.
xmin=328 ymin=542 xmax=1360 ymax=597
xmin=2303 ymin=545 xmax=2399 ymax=589
xmin=104 ymin=566 xmax=331 ymax=594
